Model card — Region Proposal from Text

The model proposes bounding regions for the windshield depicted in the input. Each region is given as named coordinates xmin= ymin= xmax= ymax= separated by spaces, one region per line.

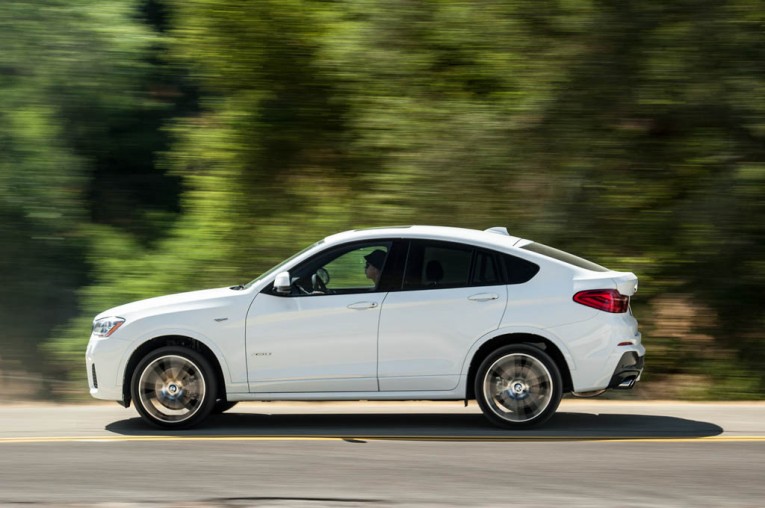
xmin=244 ymin=239 xmax=324 ymax=289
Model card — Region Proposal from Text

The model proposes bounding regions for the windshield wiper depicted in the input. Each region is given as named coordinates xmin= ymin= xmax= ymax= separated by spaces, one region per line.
xmin=229 ymin=284 xmax=245 ymax=290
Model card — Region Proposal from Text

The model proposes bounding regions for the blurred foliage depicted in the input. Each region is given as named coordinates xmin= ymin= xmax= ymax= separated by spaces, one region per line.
xmin=0 ymin=0 xmax=763 ymax=398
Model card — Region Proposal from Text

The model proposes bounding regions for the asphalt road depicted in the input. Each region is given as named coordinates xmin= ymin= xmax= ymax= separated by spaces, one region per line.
xmin=0 ymin=400 xmax=763 ymax=507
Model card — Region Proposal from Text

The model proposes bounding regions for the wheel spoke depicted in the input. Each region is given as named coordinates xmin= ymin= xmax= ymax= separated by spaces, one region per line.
xmin=496 ymin=391 xmax=513 ymax=408
xmin=180 ymin=371 xmax=198 ymax=389
xmin=140 ymin=383 xmax=157 ymax=395
xmin=526 ymin=370 xmax=549 ymax=389
xmin=522 ymin=397 xmax=540 ymax=416
xmin=178 ymin=394 xmax=196 ymax=411
xmin=490 ymin=364 xmax=513 ymax=382
xmin=152 ymin=364 xmax=168 ymax=382
xmin=166 ymin=357 xmax=184 ymax=382
xmin=140 ymin=365 xmax=165 ymax=391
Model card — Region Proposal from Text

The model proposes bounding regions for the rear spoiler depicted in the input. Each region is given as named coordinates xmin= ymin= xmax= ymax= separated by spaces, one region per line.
xmin=573 ymin=271 xmax=638 ymax=296
xmin=612 ymin=273 xmax=638 ymax=296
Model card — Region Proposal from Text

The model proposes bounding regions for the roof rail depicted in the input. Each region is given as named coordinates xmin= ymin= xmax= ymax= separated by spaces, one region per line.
xmin=484 ymin=226 xmax=510 ymax=236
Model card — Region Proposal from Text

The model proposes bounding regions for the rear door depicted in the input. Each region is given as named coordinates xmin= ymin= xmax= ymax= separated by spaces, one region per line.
xmin=377 ymin=240 xmax=508 ymax=391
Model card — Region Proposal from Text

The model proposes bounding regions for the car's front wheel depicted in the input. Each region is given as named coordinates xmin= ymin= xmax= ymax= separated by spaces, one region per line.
xmin=131 ymin=346 xmax=217 ymax=429
xmin=475 ymin=344 xmax=563 ymax=428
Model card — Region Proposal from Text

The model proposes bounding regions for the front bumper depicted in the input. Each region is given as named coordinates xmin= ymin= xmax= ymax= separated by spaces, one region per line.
xmin=85 ymin=335 xmax=129 ymax=401
xmin=607 ymin=352 xmax=645 ymax=390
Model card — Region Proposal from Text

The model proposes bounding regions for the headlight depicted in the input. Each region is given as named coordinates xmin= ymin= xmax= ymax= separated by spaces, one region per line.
xmin=92 ymin=317 xmax=125 ymax=337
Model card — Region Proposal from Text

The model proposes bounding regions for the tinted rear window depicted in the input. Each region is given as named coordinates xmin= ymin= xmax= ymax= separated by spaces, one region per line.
xmin=521 ymin=243 xmax=609 ymax=272
xmin=503 ymin=254 xmax=540 ymax=284
xmin=403 ymin=242 xmax=473 ymax=290
xmin=474 ymin=250 xmax=502 ymax=286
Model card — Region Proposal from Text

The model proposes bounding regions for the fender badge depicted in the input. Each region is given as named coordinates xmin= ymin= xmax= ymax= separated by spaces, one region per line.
xmin=214 ymin=318 xmax=228 ymax=322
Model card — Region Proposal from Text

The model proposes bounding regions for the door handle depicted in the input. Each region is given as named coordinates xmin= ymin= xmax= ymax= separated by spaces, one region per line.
xmin=468 ymin=293 xmax=499 ymax=302
xmin=347 ymin=301 xmax=379 ymax=310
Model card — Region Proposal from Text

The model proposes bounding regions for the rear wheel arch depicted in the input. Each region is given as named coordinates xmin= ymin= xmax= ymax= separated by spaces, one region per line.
xmin=122 ymin=335 xmax=227 ymax=407
xmin=466 ymin=333 xmax=573 ymax=400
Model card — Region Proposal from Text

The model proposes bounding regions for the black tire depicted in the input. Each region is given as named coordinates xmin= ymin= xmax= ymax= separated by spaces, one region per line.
xmin=130 ymin=346 xmax=217 ymax=429
xmin=474 ymin=344 xmax=563 ymax=429
xmin=212 ymin=399 xmax=238 ymax=414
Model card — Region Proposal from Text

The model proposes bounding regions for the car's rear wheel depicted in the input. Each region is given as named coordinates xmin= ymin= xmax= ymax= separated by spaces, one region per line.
xmin=475 ymin=344 xmax=562 ymax=428
xmin=131 ymin=346 xmax=217 ymax=429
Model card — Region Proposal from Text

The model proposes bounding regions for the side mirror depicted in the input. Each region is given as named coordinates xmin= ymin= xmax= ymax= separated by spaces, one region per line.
xmin=274 ymin=271 xmax=292 ymax=295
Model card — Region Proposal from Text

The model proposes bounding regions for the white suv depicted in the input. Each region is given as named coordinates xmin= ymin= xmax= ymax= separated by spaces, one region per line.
xmin=86 ymin=226 xmax=644 ymax=429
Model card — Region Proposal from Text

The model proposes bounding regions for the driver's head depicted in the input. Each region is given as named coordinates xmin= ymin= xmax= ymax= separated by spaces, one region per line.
xmin=364 ymin=249 xmax=386 ymax=283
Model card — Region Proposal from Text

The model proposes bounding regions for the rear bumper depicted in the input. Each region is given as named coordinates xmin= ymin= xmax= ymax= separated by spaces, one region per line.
xmin=608 ymin=352 xmax=644 ymax=390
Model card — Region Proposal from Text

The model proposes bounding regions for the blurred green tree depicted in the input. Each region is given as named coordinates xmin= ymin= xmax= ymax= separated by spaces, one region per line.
xmin=0 ymin=0 xmax=188 ymax=388
xmin=33 ymin=0 xmax=765 ymax=398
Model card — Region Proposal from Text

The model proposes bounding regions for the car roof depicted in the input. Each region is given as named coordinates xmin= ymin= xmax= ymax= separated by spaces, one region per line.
xmin=323 ymin=225 xmax=526 ymax=251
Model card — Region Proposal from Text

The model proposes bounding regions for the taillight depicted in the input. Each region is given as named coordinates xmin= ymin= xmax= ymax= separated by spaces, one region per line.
xmin=573 ymin=289 xmax=629 ymax=313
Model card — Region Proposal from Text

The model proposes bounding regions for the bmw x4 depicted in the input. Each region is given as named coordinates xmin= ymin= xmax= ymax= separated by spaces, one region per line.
xmin=86 ymin=226 xmax=645 ymax=429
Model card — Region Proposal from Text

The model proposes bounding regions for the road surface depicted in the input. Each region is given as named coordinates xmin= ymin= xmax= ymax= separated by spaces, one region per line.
xmin=0 ymin=400 xmax=763 ymax=507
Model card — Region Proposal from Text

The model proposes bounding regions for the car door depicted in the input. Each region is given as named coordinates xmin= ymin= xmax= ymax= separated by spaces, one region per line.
xmin=378 ymin=240 xmax=508 ymax=391
xmin=246 ymin=240 xmax=395 ymax=393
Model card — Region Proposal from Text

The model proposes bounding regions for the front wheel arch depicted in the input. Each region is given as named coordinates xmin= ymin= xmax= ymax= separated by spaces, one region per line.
xmin=122 ymin=335 xmax=226 ymax=408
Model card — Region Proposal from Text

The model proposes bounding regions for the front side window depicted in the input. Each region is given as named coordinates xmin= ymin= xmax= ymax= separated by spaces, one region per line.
xmin=324 ymin=245 xmax=389 ymax=291
xmin=281 ymin=242 xmax=392 ymax=296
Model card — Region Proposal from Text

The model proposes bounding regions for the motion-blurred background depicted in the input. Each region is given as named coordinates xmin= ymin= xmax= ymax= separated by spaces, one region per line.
xmin=1 ymin=0 xmax=763 ymax=401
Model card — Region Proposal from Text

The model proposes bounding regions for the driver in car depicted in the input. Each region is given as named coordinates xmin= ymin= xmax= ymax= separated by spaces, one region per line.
xmin=364 ymin=249 xmax=386 ymax=286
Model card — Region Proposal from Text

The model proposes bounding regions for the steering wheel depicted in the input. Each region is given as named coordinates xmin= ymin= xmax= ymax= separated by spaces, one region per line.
xmin=312 ymin=268 xmax=330 ymax=294
xmin=295 ymin=282 xmax=312 ymax=295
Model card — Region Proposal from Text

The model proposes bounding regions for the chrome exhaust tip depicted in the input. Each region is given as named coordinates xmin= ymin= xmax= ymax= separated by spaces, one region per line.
xmin=617 ymin=377 xmax=636 ymax=389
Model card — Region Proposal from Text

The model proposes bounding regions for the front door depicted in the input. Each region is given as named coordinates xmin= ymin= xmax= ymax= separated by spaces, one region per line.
xmin=246 ymin=241 xmax=394 ymax=393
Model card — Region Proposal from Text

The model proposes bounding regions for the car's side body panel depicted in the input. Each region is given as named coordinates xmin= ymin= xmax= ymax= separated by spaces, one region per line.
xmin=378 ymin=285 xmax=507 ymax=391
xmin=245 ymin=292 xmax=381 ymax=392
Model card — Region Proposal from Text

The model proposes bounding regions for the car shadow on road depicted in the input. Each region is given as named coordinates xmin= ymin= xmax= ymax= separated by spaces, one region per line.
xmin=105 ymin=411 xmax=723 ymax=440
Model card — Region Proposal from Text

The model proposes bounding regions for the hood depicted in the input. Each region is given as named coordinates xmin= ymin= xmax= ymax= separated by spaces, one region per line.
xmin=95 ymin=286 xmax=242 ymax=321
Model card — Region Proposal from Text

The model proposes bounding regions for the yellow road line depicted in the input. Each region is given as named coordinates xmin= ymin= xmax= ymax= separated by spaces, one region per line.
xmin=0 ymin=435 xmax=764 ymax=444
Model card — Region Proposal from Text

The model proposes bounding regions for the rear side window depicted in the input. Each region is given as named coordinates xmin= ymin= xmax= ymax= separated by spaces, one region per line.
xmin=402 ymin=241 xmax=526 ymax=290
xmin=404 ymin=242 xmax=473 ymax=290
xmin=521 ymin=242 xmax=608 ymax=272
xmin=474 ymin=250 xmax=502 ymax=286
xmin=503 ymin=254 xmax=540 ymax=284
